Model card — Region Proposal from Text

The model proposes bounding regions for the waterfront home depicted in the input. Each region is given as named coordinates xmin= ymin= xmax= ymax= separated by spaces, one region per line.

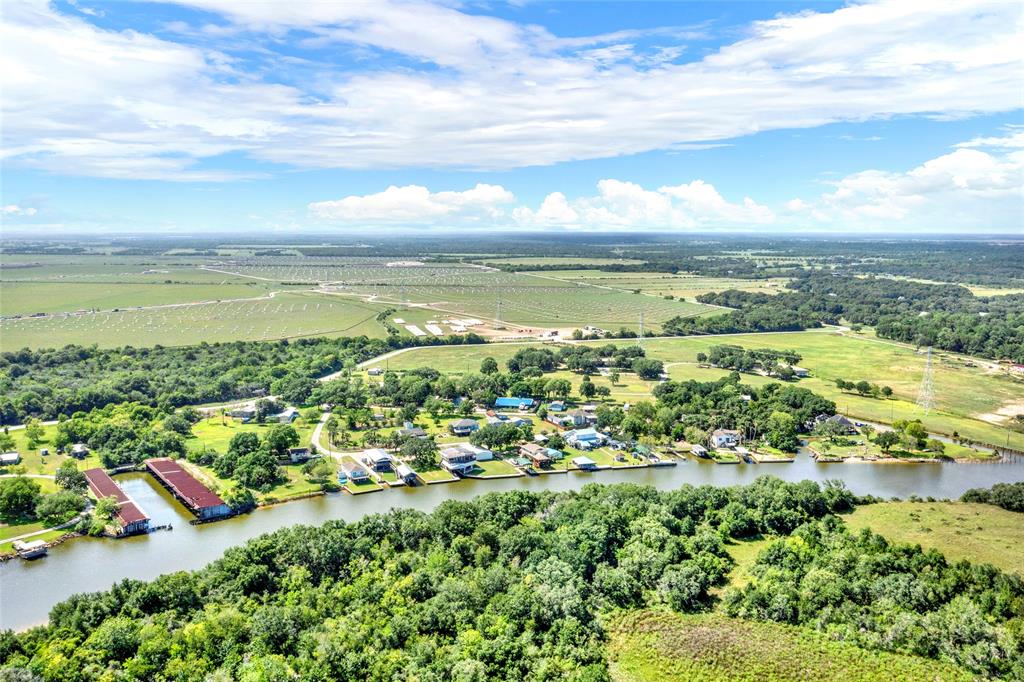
xmin=571 ymin=456 xmax=598 ymax=471
xmin=440 ymin=445 xmax=477 ymax=475
xmin=710 ymin=429 xmax=741 ymax=448
xmin=564 ymin=428 xmax=605 ymax=450
xmin=395 ymin=463 xmax=418 ymax=485
xmin=361 ymin=448 xmax=393 ymax=472
xmin=519 ymin=443 xmax=552 ymax=468
xmin=342 ymin=459 xmax=371 ymax=483
xmin=449 ymin=418 xmax=480 ymax=436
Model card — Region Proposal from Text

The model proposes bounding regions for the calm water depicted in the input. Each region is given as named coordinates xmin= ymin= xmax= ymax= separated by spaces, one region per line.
xmin=3 ymin=454 xmax=1023 ymax=631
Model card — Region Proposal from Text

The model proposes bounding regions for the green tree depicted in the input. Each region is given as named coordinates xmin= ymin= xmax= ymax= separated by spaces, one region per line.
xmin=401 ymin=437 xmax=438 ymax=468
xmin=24 ymin=418 xmax=44 ymax=447
xmin=480 ymin=357 xmax=499 ymax=375
xmin=36 ymin=491 xmax=87 ymax=525
xmin=579 ymin=376 xmax=597 ymax=400
xmin=55 ymin=459 xmax=87 ymax=492
xmin=0 ymin=476 xmax=42 ymax=519
xmin=264 ymin=425 xmax=300 ymax=458
xmin=875 ymin=430 xmax=900 ymax=453
xmin=765 ymin=411 xmax=799 ymax=452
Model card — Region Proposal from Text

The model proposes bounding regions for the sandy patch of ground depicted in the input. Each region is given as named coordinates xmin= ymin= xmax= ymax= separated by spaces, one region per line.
xmin=976 ymin=399 xmax=1024 ymax=425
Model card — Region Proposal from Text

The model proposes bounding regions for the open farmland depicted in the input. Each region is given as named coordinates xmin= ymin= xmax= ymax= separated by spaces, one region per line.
xmin=524 ymin=269 xmax=791 ymax=300
xmin=607 ymin=610 xmax=970 ymax=682
xmin=377 ymin=330 xmax=1024 ymax=449
xmin=206 ymin=257 xmax=719 ymax=330
xmin=0 ymin=291 xmax=390 ymax=350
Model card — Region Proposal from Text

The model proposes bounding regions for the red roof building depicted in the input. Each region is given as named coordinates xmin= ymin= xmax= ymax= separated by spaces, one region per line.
xmin=83 ymin=468 xmax=150 ymax=536
xmin=145 ymin=458 xmax=230 ymax=520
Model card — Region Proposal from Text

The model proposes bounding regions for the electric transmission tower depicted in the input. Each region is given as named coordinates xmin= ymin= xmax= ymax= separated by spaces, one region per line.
xmin=916 ymin=346 xmax=935 ymax=414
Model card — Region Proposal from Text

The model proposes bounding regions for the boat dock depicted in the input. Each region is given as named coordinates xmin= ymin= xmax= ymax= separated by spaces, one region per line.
xmin=84 ymin=468 xmax=151 ymax=536
xmin=145 ymin=458 xmax=231 ymax=520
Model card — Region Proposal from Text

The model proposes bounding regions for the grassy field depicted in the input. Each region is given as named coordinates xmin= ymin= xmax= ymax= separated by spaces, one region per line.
xmin=843 ymin=502 xmax=1024 ymax=575
xmin=523 ymin=270 xmax=790 ymax=301
xmin=0 ymin=291 xmax=391 ymax=350
xmin=188 ymin=416 xmax=316 ymax=454
xmin=606 ymin=610 xmax=970 ymax=682
xmin=480 ymin=257 xmax=645 ymax=266
xmin=1 ymin=424 xmax=105 ymax=476
xmin=0 ymin=281 xmax=276 ymax=316
xmin=364 ymin=331 xmax=1024 ymax=448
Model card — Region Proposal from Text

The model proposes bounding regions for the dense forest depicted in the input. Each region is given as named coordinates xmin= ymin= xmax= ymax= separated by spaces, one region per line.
xmin=664 ymin=274 xmax=1024 ymax=362
xmin=0 ymin=334 xmax=484 ymax=425
xmin=2 ymin=479 xmax=1021 ymax=681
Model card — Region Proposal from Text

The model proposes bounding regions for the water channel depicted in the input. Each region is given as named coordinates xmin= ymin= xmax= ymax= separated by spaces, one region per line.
xmin=3 ymin=453 xmax=1023 ymax=631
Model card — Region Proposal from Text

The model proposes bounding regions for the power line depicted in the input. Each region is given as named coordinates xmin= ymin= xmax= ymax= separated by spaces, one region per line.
xmin=916 ymin=346 xmax=935 ymax=415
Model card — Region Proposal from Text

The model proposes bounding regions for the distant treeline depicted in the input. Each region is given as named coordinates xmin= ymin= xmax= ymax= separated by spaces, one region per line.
xmin=663 ymin=274 xmax=1024 ymax=362
xmin=0 ymin=333 xmax=485 ymax=425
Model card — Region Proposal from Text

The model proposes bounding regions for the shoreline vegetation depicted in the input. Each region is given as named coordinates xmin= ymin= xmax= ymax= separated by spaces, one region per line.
xmin=2 ymin=477 xmax=1021 ymax=679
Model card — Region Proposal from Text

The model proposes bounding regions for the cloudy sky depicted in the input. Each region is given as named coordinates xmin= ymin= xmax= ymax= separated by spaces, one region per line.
xmin=1 ymin=0 xmax=1022 ymax=234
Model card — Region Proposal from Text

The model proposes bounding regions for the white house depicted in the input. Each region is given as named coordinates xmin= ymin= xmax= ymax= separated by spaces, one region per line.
xmin=710 ymin=429 xmax=741 ymax=448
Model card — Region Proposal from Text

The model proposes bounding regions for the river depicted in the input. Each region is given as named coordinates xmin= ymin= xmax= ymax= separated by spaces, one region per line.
xmin=2 ymin=454 xmax=1023 ymax=631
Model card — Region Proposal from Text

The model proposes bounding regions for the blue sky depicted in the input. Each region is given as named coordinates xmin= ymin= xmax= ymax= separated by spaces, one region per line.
xmin=1 ymin=0 xmax=1022 ymax=234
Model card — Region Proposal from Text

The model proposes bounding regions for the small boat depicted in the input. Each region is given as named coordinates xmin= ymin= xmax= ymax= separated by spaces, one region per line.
xmin=12 ymin=539 xmax=48 ymax=559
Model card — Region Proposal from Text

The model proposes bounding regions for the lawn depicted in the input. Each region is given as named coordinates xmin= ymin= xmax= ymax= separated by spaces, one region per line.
xmin=843 ymin=502 xmax=1024 ymax=575
xmin=806 ymin=435 xmax=989 ymax=461
xmin=2 ymin=425 xmax=104 ymax=476
xmin=606 ymin=609 xmax=971 ymax=682
xmin=188 ymin=416 xmax=316 ymax=455
xmin=470 ymin=459 xmax=523 ymax=477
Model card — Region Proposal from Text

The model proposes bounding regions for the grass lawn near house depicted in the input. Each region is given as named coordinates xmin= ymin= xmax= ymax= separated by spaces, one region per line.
xmin=842 ymin=502 xmax=1024 ymax=576
xmin=471 ymin=459 xmax=523 ymax=477
xmin=0 ymin=528 xmax=69 ymax=555
xmin=748 ymin=443 xmax=796 ymax=462
xmin=2 ymin=424 xmax=105 ymax=476
xmin=806 ymin=435 xmax=989 ymax=461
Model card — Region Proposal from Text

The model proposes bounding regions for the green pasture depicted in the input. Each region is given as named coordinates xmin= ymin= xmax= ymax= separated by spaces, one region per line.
xmin=523 ymin=270 xmax=790 ymax=300
xmin=479 ymin=256 xmax=645 ymax=266
xmin=844 ymin=502 xmax=1024 ymax=576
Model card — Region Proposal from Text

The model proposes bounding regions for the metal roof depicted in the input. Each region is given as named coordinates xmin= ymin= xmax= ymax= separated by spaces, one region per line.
xmin=146 ymin=458 xmax=226 ymax=510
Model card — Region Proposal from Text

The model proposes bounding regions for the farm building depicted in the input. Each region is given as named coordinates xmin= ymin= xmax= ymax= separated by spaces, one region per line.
xmin=146 ymin=458 xmax=230 ymax=520
xmin=361 ymin=448 xmax=393 ymax=472
xmin=0 ymin=452 xmax=21 ymax=466
xmin=494 ymin=397 xmax=536 ymax=411
xmin=286 ymin=447 xmax=312 ymax=463
xmin=791 ymin=366 xmax=810 ymax=377
xmin=397 ymin=425 xmax=428 ymax=439
xmin=84 ymin=468 xmax=151 ymax=537
xmin=571 ymin=456 xmax=598 ymax=471
xmin=449 ymin=418 xmax=480 ymax=436
xmin=228 ymin=408 xmax=256 ymax=422
xmin=710 ymin=429 xmax=741 ymax=448
xmin=271 ymin=407 xmax=300 ymax=424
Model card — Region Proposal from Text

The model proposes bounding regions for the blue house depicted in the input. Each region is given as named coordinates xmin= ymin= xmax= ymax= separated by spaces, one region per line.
xmin=494 ymin=397 xmax=536 ymax=410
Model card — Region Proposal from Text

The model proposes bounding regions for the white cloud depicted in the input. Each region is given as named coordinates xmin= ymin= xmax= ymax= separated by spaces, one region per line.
xmin=1 ymin=0 xmax=1021 ymax=177
xmin=2 ymin=204 xmax=38 ymax=216
xmin=311 ymin=178 xmax=773 ymax=229
xmin=792 ymin=134 xmax=1024 ymax=228
xmin=308 ymin=183 xmax=514 ymax=222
